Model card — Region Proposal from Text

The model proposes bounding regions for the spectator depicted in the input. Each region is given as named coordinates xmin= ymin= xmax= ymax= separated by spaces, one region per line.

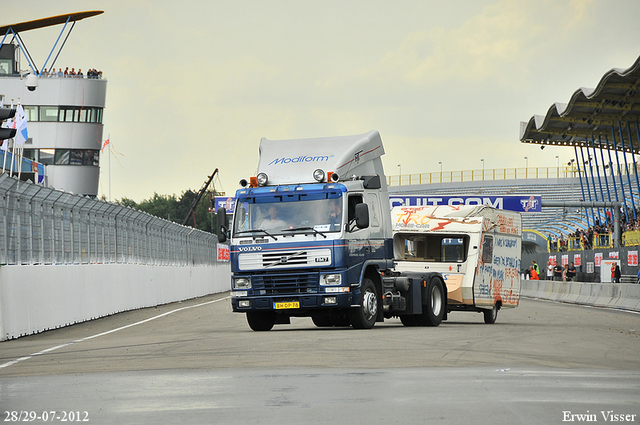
xmin=553 ymin=263 xmax=562 ymax=281
xmin=529 ymin=266 xmax=539 ymax=280
xmin=567 ymin=262 xmax=576 ymax=281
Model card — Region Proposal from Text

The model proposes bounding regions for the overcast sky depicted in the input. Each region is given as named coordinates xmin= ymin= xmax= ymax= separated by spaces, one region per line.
xmin=5 ymin=0 xmax=640 ymax=201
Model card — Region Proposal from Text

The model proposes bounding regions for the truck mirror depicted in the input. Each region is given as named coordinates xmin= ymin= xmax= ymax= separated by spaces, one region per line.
xmin=355 ymin=203 xmax=369 ymax=229
xmin=362 ymin=175 xmax=381 ymax=189
xmin=216 ymin=207 xmax=228 ymax=242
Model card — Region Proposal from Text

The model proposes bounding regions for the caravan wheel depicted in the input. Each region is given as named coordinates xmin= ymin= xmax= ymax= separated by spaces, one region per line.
xmin=483 ymin=304 xmax=498 ymax=324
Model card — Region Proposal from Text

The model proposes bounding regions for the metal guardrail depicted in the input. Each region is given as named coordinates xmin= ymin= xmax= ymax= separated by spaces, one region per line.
xmin=563 ymin=234 xmax=614 ymax=251
xmin=387 ymin=164 xmax=638 ymax=186
xmin=0 ymin=173 xmax=219 ymax=266
xmin=623 ymin=230 xmax=640 ymax=247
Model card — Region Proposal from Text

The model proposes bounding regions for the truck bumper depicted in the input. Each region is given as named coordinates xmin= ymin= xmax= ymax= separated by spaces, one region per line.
xmin=231 ymin=292 xmax=353 ymax=313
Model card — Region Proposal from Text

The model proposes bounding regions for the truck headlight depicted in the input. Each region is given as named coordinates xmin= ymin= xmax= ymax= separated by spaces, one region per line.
xmin=320 ymin=274 xmax=341 ymax=286
xmin=233 ymin=277 xmax=251 ymax=289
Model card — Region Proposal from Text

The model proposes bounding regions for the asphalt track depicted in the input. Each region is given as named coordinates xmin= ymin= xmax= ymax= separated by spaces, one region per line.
xmin=1 ymin=294 xmax=639 ymax=424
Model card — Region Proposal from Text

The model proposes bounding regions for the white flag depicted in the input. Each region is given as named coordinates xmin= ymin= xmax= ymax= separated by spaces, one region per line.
xmin=0 ymin=100 xmax=6 ymax=152
xmin=15 ymin=105 xmax=28 ymax=145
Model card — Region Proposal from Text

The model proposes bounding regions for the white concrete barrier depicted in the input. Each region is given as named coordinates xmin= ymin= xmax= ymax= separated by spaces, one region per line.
xmin=520 ymin=279 xmax=640 ymax=312
xmin=620 ymin=285 xmax=640 ymax=311
xmin=0 ymin=263 xmax=231 ymax=341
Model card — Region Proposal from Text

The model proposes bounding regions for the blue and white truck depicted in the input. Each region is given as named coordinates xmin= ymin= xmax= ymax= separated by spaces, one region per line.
xmin=217 ymin=130 xmax=449 ymax=331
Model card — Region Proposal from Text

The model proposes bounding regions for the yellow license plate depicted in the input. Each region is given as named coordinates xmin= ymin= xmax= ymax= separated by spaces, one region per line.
xmin=274 ymin=301 xmax=300 ymax=310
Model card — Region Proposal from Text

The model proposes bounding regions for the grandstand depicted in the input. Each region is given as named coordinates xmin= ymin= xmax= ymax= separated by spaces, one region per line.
xmin=388 ymin=166 xmax=639 ymax=252
xmin=389 ymin=166 xmax=639 ymax=232
xmin=389 ymin=54 xmax=640 ymax=254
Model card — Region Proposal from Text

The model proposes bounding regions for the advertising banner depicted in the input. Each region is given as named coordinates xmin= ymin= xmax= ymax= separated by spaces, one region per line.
xmin=217 ymin=244 xmax=230 ymax=262
xmin=388 ymin=195 xmax=541 ymax=213
xmin=216 ymin=194 xmax=542 ymax=214
xmin=214 ymin=197 xmax=237 ymax=214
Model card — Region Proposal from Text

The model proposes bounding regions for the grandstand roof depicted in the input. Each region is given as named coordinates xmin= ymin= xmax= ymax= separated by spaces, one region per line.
xmin=0 ymin=11 xmax=103 ymax=35
xmin=520 ymin=55 xmax=640 ymax=153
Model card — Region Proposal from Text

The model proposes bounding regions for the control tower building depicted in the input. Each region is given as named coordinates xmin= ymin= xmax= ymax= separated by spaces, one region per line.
xmin=0 ymin=11 xmax=106 ymax=197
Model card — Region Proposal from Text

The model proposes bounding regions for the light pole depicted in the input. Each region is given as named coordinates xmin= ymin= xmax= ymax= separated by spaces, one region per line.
xmin=480 ymin=158 xmax=484 ymax=180
xmin=397 ymin=164 xmax=401 ymax=185
xmin=555 ymin=155 xmax=559 ymax=178
xmin=438 ymin=161 xmax=442 ymax=183
xmin=524 ymin=156 xmax=528 ymax=178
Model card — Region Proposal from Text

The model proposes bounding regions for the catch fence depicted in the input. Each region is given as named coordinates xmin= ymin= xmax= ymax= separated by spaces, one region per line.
xmin=0 ymin=173 xmax=219 ymax=266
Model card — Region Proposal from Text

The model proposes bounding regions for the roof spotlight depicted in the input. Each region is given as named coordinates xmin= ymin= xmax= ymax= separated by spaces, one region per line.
xmin=328 ymin=172 xmax=339 ymax=182
xmin=239 ymin=179 xmax=248 ymax=187
xmin=313 ymin=169 xmax=325 ymax=182
xmin=256 ymin=173 xmax=269 ymax=186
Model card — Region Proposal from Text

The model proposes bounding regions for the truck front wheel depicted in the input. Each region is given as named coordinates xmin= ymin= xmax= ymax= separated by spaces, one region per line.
xmin=246 ymin=311 xmax=276 ymax=331
xmin=349 ymin=278 xmax=378 ymax=329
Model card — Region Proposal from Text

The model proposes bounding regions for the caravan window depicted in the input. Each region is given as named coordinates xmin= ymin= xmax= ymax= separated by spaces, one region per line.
xmin=394 ymin=233 xmax=469 ymax=262
xmin=481 ymin=235 xmax=493 ymax=263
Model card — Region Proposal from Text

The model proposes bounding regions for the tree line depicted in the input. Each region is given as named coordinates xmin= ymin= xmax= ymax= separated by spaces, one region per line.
xmin=116 ymin=190 xmax=218 ymax=233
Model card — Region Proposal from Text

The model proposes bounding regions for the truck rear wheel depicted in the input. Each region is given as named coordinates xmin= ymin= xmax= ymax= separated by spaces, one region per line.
xmin=246 ymin=311 xmax=276 ymax=331
xmin=349 ymin=278 xmax=378 ymax=329
xmin=415 ymin=277 xmax=445 ymax=327
xmin=483 ymin=304 xmax=498 ymax=324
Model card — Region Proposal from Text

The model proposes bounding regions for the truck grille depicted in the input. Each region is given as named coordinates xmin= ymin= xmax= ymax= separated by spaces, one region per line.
xmin=238 ymin=248 xmax=331 ymax=271
xmin=252 ymin=273 xmax=318 ymax=294
xmin=261 ymin=251 xmax=308 ymax=267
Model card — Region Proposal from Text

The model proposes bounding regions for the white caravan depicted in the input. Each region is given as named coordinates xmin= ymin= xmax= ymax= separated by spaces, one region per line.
xmin=391 ymin=205 xmax=521 ymax=323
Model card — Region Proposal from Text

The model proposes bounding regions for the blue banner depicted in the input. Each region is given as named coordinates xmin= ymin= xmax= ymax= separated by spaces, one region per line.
xmin=215 ymin=194 xmax=542 ymax=214
xmin=214 ymin=196 xmax=237 ymax=213
xmin=388 ymin=195 xmax=541 ymax=213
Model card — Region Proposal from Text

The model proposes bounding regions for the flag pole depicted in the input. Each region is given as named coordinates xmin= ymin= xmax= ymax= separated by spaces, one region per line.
xmin=17 ymin=145 xmax=22 ymax=180
xmin=0 ymin=95 xmax=4 ymax=174
xmin=8 ymin=100 xmax=15 ymax=177
xmin=108 ymin=134 xmax=111 ymax=201
xmin=1 ymin=140 xmax=8 ymax=173
xmin=9 ymin=139 xmax=15 ymax=178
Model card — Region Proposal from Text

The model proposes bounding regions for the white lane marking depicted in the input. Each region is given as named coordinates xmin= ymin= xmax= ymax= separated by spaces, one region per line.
xmin=0 ymin=296 xmax=230 ymax=370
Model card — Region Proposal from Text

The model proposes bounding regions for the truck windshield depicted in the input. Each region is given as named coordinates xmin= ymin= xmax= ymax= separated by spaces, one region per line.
xmin=233 ymin=195 xmax=343 ymax=237
xmin=394 ymin=234 xmax=469 ymax=263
